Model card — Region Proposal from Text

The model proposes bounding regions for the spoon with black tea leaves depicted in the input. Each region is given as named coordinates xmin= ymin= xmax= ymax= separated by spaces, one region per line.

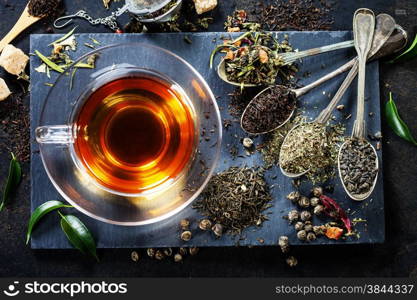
xmin=338 ymin=9 xmax=379 ymax=201
xmin=279 ymin=10 xmax=393 ymax=178
xmin=241 ymin=13 xmax=400 ymax=135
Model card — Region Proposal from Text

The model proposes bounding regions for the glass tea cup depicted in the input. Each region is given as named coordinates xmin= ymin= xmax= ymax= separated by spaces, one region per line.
xmin=34 ymin=43 xmax=222 ymax=225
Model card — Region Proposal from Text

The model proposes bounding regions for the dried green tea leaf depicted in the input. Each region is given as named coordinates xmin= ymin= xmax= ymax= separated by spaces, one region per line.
xmin=193 ymin=166 xmax=272 ymax=234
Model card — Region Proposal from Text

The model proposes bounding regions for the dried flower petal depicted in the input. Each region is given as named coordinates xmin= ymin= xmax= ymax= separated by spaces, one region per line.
xmin=325 ymin=226 xmax=343 ymax=240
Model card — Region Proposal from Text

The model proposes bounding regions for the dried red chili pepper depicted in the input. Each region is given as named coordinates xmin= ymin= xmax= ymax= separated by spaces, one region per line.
xmin=319 ymin=195 xmax=352 ymax=233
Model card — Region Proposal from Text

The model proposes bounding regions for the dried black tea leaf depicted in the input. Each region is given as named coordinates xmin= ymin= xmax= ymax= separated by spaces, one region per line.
xmin=194 ymin=166 xmax=272 ymax=235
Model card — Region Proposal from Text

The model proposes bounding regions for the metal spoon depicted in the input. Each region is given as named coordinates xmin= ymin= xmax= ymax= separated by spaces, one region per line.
xmin=279 ymin=10 xmax=392 ymax=178
xmin=338 ymin=9 xmax=379 ymax=201
xmin=217 ymin=39 xmax=355 ymax=87
xmin=241 ymin=14 xmax=401 ymax=135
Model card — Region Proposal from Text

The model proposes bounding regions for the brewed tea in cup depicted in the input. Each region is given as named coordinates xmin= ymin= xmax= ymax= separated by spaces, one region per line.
xmin=38 ymin=70 xmax=197 ymax=195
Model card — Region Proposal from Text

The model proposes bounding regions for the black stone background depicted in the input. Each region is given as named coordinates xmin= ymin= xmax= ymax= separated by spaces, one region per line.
xmin=0 ymin=0 xmax=417 ymax=277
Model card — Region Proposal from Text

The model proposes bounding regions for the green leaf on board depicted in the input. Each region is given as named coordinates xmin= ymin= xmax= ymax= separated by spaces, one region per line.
xmin=26 ymin=200 xmax=73 ymax=244
xmin=388 ymin=34 xmax=417 ymax=63
xmin=58 ymin=212 xmax=98 ymax=261
xmin=0 ymin=153 xmax=21 ymax=211
xmin=385 ymin=92 xmax=417 ymax=146
xmin=34 ymin=50 xmax=65 ymax=73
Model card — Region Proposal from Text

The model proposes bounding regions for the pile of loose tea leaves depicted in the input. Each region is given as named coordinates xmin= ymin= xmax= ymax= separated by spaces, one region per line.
xmin=211 ymin=31 xmax=296 ymax=85
xmin=228 ymin=86 xmax=264 ymax=118
xmin=224 ymin=9 xmax=261 ymax=32
xmin=146 ymin=0 xmax=178 ymax=19
xmin=280 ymin=122 xmax=345 ymax=183
xmin=193 ymin=166 xmax=272 ymax=234
xmin=28 ymin=0 xmax=61 ymax=18
xmin=0 ymin=93 xmax=30 ymax=162
xmin=339 ymin=138 xmax=378 ymax=196
xmin=241 ymin=86 xmax=296 ymax=134
xmin=254 ymin=0 xmax=334 ymax=31
xmin=260 ymin=115 xmax=303 ymax=168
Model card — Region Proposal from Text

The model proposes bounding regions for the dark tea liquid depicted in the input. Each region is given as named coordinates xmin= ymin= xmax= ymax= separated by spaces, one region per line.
xmin=74 ymin=75 xmax=196 ymax=194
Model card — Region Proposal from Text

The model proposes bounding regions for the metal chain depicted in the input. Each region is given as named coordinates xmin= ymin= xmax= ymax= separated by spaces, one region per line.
xmin=73 ymin=10 xmax=121 ymax=31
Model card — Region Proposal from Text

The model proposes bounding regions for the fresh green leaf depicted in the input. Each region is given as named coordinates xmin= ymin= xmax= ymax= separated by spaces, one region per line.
xmin=388 ymin=34 xmax=417 ymax=63
xmin=34 ymin=50 xmax=65 ymax=73
xmin=385 ymin=92 xmax=417 ymax=146
xmin=49 ymin=26 xmax=77 ymax=46
xmin=26 ymin=200 xmax=73 ymax=244
xmin=0 ymin=153 xmax=21 ymax=211
xmin=58 ymin=212 xmax=98 ymax=261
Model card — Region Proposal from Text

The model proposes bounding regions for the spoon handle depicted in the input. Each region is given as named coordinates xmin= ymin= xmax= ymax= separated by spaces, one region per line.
xmin=352 ymin=9 xmax=375 ymax=139
xmin=294 ymin=58 xmax=355 ymax=97
xmin=316 ymin=59 xmax=359 ymax=124
xmin=281 ymin=40 xmax=355 ymax=65
xmin=0 ymin=4 xmax=40 ymax=52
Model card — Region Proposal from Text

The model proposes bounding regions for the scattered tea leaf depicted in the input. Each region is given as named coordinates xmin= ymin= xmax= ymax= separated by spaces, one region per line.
xmin=89 ymin=37 xmax=101 ymax=45
xmin=385 ymin=92 xmax=417 ymax=146
xmin=34 ymin=50 xmax=65 ymax=73
xmin=26 ymin=200 xmax=73 ymax=244
xmin=34 ymin=63 xmax=47 ymax=73
xmin=194 ymin=166 xmax=272 ymax=234
xmin=388 ymin=34 xmax=417 ymax=63
xmin=58 ymin=211 xmax=98 ymax=261
xmin=184 ymin=35 xmax=192 ymax=44
xmin=73 ymin=62 xmax=94 ymax=69
xmin=49 ymin=26 xmax=77 ymax=46
xmin=69 ymin=68 xmax=77 ymax=90
xmin=84 ymin=42 xmax=95 ymax=49
xmin=0 ymin=153 xmax=22 ymax=211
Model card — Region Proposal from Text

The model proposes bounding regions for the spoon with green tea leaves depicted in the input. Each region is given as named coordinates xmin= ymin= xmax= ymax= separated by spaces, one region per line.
xmin=241 ymin=14 xmax=400 ymax=135
xmin=280 ymin=10 xmax=393 ymax=179
xmin=338 ymin=9 xmax=379 ymax=201
xmin=211 ymin=31 xmax=355 ymax=88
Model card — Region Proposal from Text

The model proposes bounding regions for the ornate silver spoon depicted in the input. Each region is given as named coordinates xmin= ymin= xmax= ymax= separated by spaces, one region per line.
xmin=338 ymin=9 xmax=379 ymax=201
xmin=241 ymin=14 xmax=401 ymax=135
xmin=279 ymin=11 xmax=394 ymax=178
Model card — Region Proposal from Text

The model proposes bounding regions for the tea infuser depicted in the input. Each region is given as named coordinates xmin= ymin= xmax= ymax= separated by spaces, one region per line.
xmin=279 ymin=11 xmax=393 ymax=178
xmin=53 ymin=0 xmax=182 ymax=32
xmin=241 ymin=14 xmax=402 ymax=135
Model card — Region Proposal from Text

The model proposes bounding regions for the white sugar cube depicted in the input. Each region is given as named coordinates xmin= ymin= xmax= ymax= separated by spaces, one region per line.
xmin=0 ymin=78 xmax=11 ymax=101
xmin=193 ymin=0 xmax=218 ymax=15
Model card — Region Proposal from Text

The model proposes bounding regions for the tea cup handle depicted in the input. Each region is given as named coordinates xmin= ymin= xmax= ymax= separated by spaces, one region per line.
xmin=35 ymin=125 xmax=74 ymax=144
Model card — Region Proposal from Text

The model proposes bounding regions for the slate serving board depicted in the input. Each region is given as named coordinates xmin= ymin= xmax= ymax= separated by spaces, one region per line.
xmin=30 ymin=32 xmax=384 ymax=249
